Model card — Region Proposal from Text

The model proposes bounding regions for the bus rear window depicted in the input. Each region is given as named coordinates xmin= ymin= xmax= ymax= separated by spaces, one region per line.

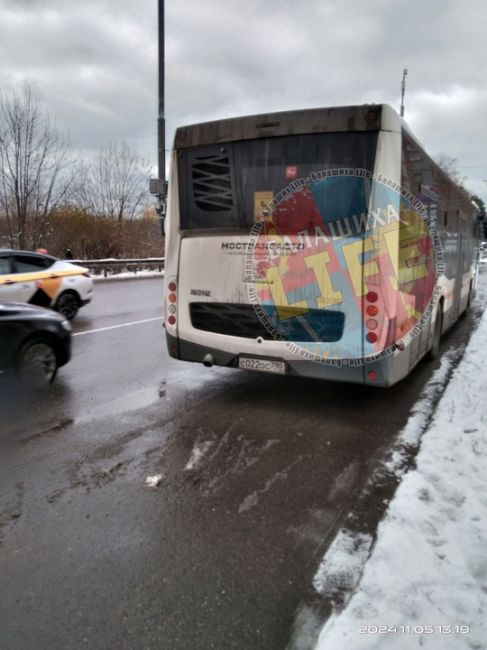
xmin=178 ymin=131 xmax=378 ymax=230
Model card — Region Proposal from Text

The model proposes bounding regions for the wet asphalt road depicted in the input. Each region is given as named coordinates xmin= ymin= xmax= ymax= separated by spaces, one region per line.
xmin=0 ymin=276 xmax=484 ymax=650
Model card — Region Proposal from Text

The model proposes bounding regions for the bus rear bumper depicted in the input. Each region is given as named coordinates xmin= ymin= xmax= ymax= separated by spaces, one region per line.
xmin=166 ymin=332 xmax=402 ymax=386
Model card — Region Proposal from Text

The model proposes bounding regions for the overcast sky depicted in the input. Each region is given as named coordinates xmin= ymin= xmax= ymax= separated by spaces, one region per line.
xmin=1 ymin=0 xmax=486 ymax=200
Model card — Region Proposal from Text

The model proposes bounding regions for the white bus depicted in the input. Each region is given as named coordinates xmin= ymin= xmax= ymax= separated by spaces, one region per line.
xmin=164 ymin=104 xmax=479 ymax=386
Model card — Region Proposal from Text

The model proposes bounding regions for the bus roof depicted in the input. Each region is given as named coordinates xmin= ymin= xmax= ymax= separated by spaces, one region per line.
xmin=174 ymin=104 xmax=403 ymax=149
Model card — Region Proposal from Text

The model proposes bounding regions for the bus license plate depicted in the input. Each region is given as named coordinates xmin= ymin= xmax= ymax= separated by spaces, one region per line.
xmin=239 ymin=357 xmax=286 ymax=375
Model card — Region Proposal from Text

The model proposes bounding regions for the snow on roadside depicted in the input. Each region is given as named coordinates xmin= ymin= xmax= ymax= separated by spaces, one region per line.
xmin=145 ymin=474 xmax=163 ymax=488
xmin=313 ymin=530 xmax=373 ymax=597
xmin=184 ymin=439 xmax=213 ymax=471
xmin=315 ymin=310 xmax=487 ymax=650
xmin=92 ymin=269 xmax=164 ymax=282
xmin=313 ymin=351 xmax=455 ymax=606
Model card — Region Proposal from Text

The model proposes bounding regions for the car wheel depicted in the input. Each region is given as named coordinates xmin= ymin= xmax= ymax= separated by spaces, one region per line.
xmin=56 ymin=291 xmax=80 ymax=320
xmin=427 ymin=307 xmax=443 ymax=361
xmin=18 ymin=339 xmax=58 ymax=386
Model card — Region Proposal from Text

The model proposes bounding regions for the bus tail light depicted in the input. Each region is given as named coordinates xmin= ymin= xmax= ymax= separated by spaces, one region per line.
xmin=366 ymin=304 xmax=378 ymax=316
xmin=166 ymin=277 xmax=178 ymax=327
xmin=365 ymin=289 xmax=380 ymax=344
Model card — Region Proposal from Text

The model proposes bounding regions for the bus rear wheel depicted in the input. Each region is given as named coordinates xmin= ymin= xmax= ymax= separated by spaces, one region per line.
xmin=427 ymin=308 xmax=443 ymax=361
xmin=466 ymin=282 xmax=473 ymax=309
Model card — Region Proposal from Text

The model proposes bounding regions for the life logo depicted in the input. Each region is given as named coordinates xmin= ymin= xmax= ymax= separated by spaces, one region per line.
xmin=245 ymin=169 xmax=443 ymax=365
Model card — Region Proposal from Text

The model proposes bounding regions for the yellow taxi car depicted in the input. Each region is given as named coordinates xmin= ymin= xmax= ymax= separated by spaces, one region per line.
xmin=0 ymin=249 xmax=93 ymax=320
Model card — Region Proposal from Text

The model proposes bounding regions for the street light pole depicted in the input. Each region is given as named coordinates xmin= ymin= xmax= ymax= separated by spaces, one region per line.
xmin=158 ymin=0 xmax=165 ymax=194
xmin=150 ymin=0 xmax=166 ymax=232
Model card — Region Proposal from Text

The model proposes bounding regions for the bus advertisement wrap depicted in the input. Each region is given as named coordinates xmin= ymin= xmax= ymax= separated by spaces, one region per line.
xmin=245 ymin=168 xmax=443 ymax=367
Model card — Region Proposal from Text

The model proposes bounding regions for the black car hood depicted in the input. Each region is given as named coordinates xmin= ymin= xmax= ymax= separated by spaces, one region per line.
xmin=0 ymin=302 xmax=63 ymax=322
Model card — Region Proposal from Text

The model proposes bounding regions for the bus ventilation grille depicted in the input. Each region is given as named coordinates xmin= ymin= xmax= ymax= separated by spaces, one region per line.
xmin=189 ymin=303 xmax=345 ymax=342
xmin=192 ymin=155 xmax=234 ymax=212
xmin=190 ymin=303 xmax=274 ymax=339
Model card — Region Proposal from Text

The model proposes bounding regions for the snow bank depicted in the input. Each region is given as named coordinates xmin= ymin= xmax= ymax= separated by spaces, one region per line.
xmin=92 ymin=269 xmax=164 ymax=281
xmin=316 ymin=311 xmax=487 ymax=650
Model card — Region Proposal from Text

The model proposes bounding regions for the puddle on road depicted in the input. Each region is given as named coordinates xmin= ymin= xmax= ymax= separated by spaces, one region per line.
xmin=77 ymin=383 xmax=167 ymax=423
xmin=76 ymin=367 xmax=233 ymax=425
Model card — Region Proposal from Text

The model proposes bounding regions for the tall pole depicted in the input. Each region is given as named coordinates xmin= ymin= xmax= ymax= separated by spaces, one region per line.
xmin=400 ymin=68 xmax=408 ymax=118
xmin=150 ymin=0 xmax=166 ymax=230
xmin=158 ymin=0 xmax=165 ymax=194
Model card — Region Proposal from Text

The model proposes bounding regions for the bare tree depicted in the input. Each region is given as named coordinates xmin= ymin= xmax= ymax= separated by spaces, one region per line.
xmin=435 ymin=153 xmax=467 ymax=188
xmin=0 ymin=84 xmax=77 ymax=249
xmin=75 ymin=140 xmax=152 ymax=223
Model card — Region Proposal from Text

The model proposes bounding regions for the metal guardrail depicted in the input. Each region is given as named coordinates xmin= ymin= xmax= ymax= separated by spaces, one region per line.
xmin=71 ymin=258 xmax=165 ymax=277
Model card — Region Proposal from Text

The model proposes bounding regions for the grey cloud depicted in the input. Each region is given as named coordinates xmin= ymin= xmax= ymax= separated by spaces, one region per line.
xmin=0 ymin=0 xmax=486 ymax=198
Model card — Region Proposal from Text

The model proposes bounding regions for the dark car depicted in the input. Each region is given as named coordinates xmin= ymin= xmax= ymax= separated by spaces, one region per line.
xmin=0 ymin=302 xmax=71 ymax=386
